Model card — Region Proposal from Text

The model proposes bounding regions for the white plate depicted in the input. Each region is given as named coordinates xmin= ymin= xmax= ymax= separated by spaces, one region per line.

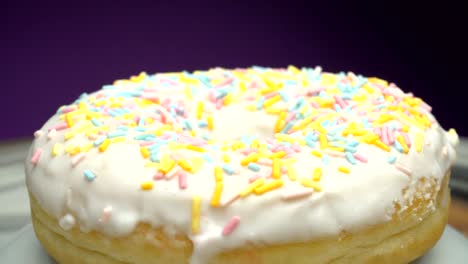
xmin=0 ymin=224 xmax=466 ymax=263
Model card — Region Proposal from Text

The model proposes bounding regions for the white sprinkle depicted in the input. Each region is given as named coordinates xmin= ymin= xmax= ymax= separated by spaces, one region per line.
xmin=59 ymin=214 xmax=76 ymax=230
xmin=71 ymin=153 xmax=86 ymax=167
xmin=281 ymin=189 xmax=313 ymax=201
xmin=33 ymin=130 xmax=43 ymax=138
xmin=395 ymin=163 xmax=412 ymax=176
xmin=47 ymin=128 xmax=57 ymax=140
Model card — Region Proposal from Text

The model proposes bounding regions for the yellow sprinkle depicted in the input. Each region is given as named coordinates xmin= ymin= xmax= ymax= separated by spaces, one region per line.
xmin=254 ymin=179 xmax=284 ymax=195
xmin=263 ymin=95 xmax=281 ymax=108
xmin=98 ymin=139 xmax=111 ymax=152
xmin=222 ymin=154 xmax=230 ymax=163
xmin=240 ymin=178 xmax=265 ymax=197
xmin=414 ymin=133 xmax=424 ymax=153
xmin=207 ymin=115 xmax=214 ymax=130
xmin=223 ymin=93 xmax=233 ymax=106
xmin=191 ymin=157 xmax=205 ymax=173
xmin=338 ymin=166 xmax=350 ymax=174
xmin=394 ymin=112 xmax=425 ymax=130
xmin=239 ymin=81 xmax=247 ymax=91
xmin=140 ymin=181 xmax=154 ymax=191
xmin=311 ymin=150 xmax=323 ymax=158
xmin=184 ymin=86 xmax=193 ymax=99
xmin=64 ymin=131 xmax=75 ymax=140
xmin=250 ymin=139 xmax=260 ymax=148
xmin=191 ymin=196 xmax=201 ymax=234
xmin=169 ymin=142 xmax=185 ymax=150
xmin=319 ymin=134 xmax=328 ymax=149
xmin=240 ymin=152 xmax=259 ymax=166
xmin=159 ymin=159 xmax=176 ymax=174
xmin=111 ymin=137 xmax=126 ymax=144
xmin=65 ymin=115 xmax=74 ymax=128
xmin=196 ymin=102 xmax=204 ymax=120
xmin=401 ymin=125 xmax=409 ymax=133
xmin=396 ymin=135 xmax=409 ymax=154
xmin=178 ymin=160 xmax=193 ymax=172
xmin=186 ymin=145 xmax=206 ymax=152
xmin=231 ymin=141 xmax=246 ymax=150
xmin=300 ymin=178 xmax=322 ymax=191
xmin=81 ymin=142 xmax=93 ymax=152
xmin=327 ymin=146 xmax=345 ymax=152
xmin=287 ymin=65 xmax=301 ymax=74
xmin=368 ymin=77 xmax=388 ymax=87
xmin=145 ymin=162 xmax=161 ymax=169
xmin=286 ymin=165 xmax=297 ymax=181
xmin=272 ymin=159 xmax=281 ymax=179
xmin=211 ymin=182 xmax=223 ymax=207
xmin=373 ymin=140 xmax=391 ymax=152
xmin=280 ymin=158 xmax=297 ymax=166
xmin=214 ymin=166 xmax=223 ymax=182
xmin=274 ymin=112 xmax=287 ymax=133
xmin=275 ymin=133 xmax=306 ymax=145
xmin=52 ymin=143 xmax=63 ymax=157
xmin=270 ymin=151 xmax=286 ymax=159
xmin=313 ymin=168 xmax=322 ymax=181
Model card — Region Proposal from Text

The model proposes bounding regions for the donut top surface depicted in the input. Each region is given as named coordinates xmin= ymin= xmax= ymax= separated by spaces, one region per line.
xmin=26 ymin=66 xmax=458 ymax=264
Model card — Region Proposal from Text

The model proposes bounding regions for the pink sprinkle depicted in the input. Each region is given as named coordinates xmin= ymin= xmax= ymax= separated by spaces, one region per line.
xmin=306 ymin=86 xmax=325 ymax=96
xmin=47 ymin=129 xmax=57 ymax=140
xmin=264 ymin=91 xmax=279 ymax=99
xmin=140 ymin=141 xmax=155 ymax=147
xmin=381 ymin=127 xmax=389 ymax=145
xmin=208 ymin=91 xmax=216 ymax=103
xmin=373 ymin=127 xmax=381 ymax=137
xmin=33 ymin=130 xmax=43 ymax=138
xmin=248 ymin=175 xmax=262 ymax=183
xmin=49 ymin=122 xmax=68 ymax=132
xmin=221 ymin=194 xmax=240 ymax=207
xmin=240 ymin=148 xmax=256 ymax=155
xmin=142 ymin=95 xmax=159 ymax=103
xmin=96 ymin=93 xmax=106 ymax=99
xmin=353 ymin=153 xmax=368 ymax=163
xmin=281 ymin=189 xmax=314 ymax=201
xmin=323 ymin=149 xmax=345 ymax=158
xmin=222 ymin=216 xmax=241 ymax=236
xmin=284 ymin=154 xmax=295 ymax=159
xmin=31 ymin=148 xmax=43 ymax=165
xmin=71 ymin=154 xmax=86 ymax=167
xmin=257 ymin=158 xmax=273 ymax=166
xmin=178 ymin=172 xmax=187 ymax=189
xmin=153 ymin=172 xmax=165 ymax=180
xmin=420 ymin=101 xmax=432 ymax=112
xmin=395 ymin=163 xmax=412 ymax=176
xmin=214 ymin=77 xmax=234 ymax=88
xmin=401 ymin=132 xmax=411 ymax=147
xmin=291 ymin=143 xmax=301 ymax=152
xmin=386 ymin=127 xmax=395 ymax=144
xmin=61 ymin=105 xmax=77 ymax=114
xmin=333 ymin=95 xmax=347 ymax=109
xmin=310 ymin=101 xmax=320 ymax=108
xmin=285 ymin=112 xmax=296 ymax=123
xmin=215 ymin=100 xmax=223 ymax=110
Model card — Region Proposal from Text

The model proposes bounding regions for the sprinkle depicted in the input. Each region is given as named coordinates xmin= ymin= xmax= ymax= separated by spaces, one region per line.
xmin=254 ymin=179 xmax=284 ymax=195
xmin=64 ymin=131 xmax=75 ymax=140
xmin=52 ymin=144 xmax=63 ymax=157
xmin=31 ymin=148 xmax=43 ymax=165
xmin=240 ymin=178 xmax=265 ymax=197
xmin=34 ymin=130 xmax=43 ymax=138
xmin=311 ymin=150 xmax=323 ymax=157
xmin=47 ymin=129 xmax=57 ymax=140
xmin=319 ymin=134 xmax=328 ymax=149
xmin=107 ymin=130 xmax=127 ymax=138
xmin=344 ymin=152 xmax=357 ymax=165
xmin=83 ymin=170 xmax=96 ymax=181
xmin=240 ymin=152 xmax=260 ymax=166
xmin=207 ymin=115 xmax=214 ymax=130
xmin=247 ymin=163 xmax=261 ymax=172
xmin=395 ymin=163 xmax=412 ymax=176
xmin=286 ymin=165 xmax=297 ymax=181
xmin=191 ymin=196 xmax=201 ymax=234
xmin=178 ymin=172 xmax=188 ymax=189
xmin=312 ymin=167 xmax=322 ymax=181
xmin=140 ymin=181 xmax=154 ymax=190
xmin=396 ymin=135 xmax=409 ymax=153
xmin=271 ymin=159 xmax=281 ymax=179
xmin=222 ymin=216 xmax=241 ymax=236
xmin=353 ymin=153 xmax=368 ymax=163
xmin=387 ymin=155 xmax=397 ymax=164
xmin=140 ymin=147 xmax=151 ymax=159
xmin=211 ymin=182 xmax=223 ymax=207
xmin=175 ymin=159 xmax=191 ymax=172
xmin=94 ymin=136 xmax=106 ymax=146
xmin=338 ymin=166 xmax=350 ymax=174
xmin=221 ymin=163 xmax=235 ymax=175
xmin=300 ymin=178 xmax=322 ymax=191
xmin=159 ymin=158 xmax=176 ymax=174
xmin=196 ymin=102 xmax=204 ymax=120
xmin=186 ymin=145 xmax=206 ymax=152
xmin=90 ymin=118 xmax=102 ymax=127
xmin=98 ymin=139 xmax=111 ymax=152
xmin=414 ymin=133 xmax=424 ymax=153
xmin=281 ymin=189 xmax=313 ymax=201
xmin=71 ymin=153 xmax=86 ymax=167
xmin=322 ymin=155 xmax=330 ymax=165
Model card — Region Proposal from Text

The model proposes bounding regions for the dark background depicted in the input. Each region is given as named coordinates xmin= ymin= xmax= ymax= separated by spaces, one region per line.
xmin=2 ymin=1 xmax=467 ymax=140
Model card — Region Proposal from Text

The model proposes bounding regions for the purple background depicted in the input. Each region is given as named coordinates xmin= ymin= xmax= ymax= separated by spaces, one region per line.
xmin=2 ymin=1 xmax=466 ymax=139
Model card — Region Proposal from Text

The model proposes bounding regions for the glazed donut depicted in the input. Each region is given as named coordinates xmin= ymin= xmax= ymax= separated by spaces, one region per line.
xmin=26 ymin=66 xmax=459 ymax=263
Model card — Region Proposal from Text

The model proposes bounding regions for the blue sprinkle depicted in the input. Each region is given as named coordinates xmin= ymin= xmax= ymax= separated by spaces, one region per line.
xmin=107 ymin=130 xmax=127 ymax=138
xmin=183 ymin=120 xmax=192 ymax=130
xmin=241 ymin=134 xmax=250 ymax=145
xmin=303 ymin=137 xmax=316 ymax=147
xmin=256 ymin=97 xmax=265 ymax=110
xmin=348 ymin=140 xmax=359 ymax=147
xmin=222 ymin=164 xmax=235 ymax=175
xmin=394 ymin=141 xmax=404 ymax=153
xmin=202 ymin=134 xmax=211 ymax=140
xmin=117 ymin=125 xmax=129 ymax=131
xmin=345 ymin=152 xmax=357 ymax=165
xmin=202 ymin=153 xmax=214 ymax=163
xmin=198 ymin=121 xmax=208 ymax=128
xmin=387 ymin=155 xmax=397 ymax=164
xmin=83 ymin=170 xmax=96 ymax=182
xmin=90 ymin=118 xmax=102 ymax=127
xmin=278 ymin=90 xmax=290 ymax=102
xmin=150 ymin=154 xmax=160 ymax=163
xmin=138 ymin=117 xmax=145 ymax=127
xmin=247 ymin=163 xmax=261 ymax=172
xmin=134 ymin=127 xmax=147 ymax=132
xmin=281 ymin=122 xmax=294 ymax=134
xmin=93 ymin=136 xmax=106 ymax=146
xmin=102 ymin=85 xmax=114 ymax=89
xmin=322 ymin=155 xmax=330 ymax=165
xmin=343 ymin=145 xmax=357 ymax=153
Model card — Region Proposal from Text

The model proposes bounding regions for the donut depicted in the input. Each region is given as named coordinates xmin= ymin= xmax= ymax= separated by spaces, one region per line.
xmin=26 ymin=66 xmax=459 ymax=263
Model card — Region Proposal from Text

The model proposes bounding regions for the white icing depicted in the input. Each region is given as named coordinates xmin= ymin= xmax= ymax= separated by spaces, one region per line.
xmin=25 ymin=69 xmax=458 ymax=264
